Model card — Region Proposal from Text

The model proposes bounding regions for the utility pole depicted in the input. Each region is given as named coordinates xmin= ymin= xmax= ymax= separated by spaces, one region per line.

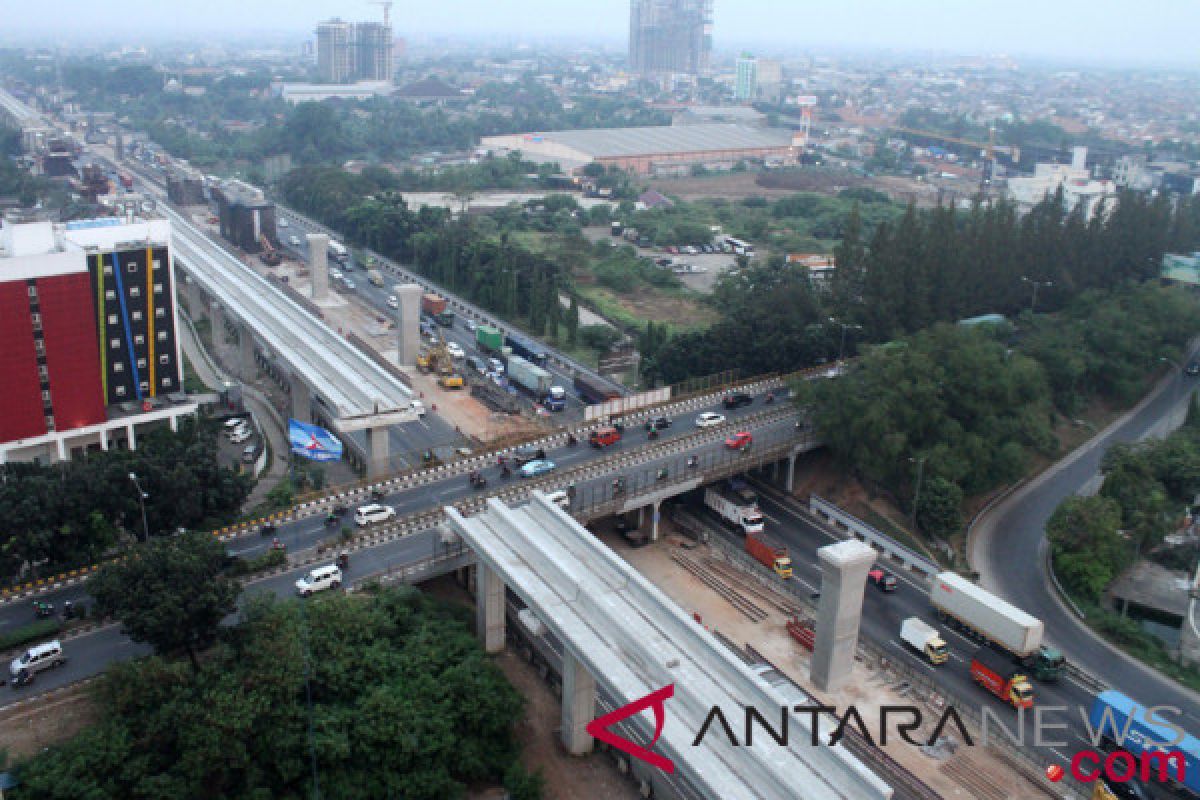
xmin=128 ymin=472 xmax=150 ymax=543
xmin=1021 ymin=276 xmax=1053 ymax=314
xmin=829 ymin=317 xmax=862 ymax=368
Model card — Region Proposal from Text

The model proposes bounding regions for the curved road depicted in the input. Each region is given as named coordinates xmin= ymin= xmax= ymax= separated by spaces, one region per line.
xmin=976 ymin=360 xmax=1200 ymax=721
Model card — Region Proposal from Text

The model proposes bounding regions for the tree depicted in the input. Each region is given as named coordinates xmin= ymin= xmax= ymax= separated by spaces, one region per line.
xmin=1046 ymin=495 xmax=1127 ymax=604
xmin=88 ymin=532 xmax=240 ymax=669
xmin=565 ymin=295 xmax=580 ymax=346
xmin=916 ymin=477 xmax=963 ymax=539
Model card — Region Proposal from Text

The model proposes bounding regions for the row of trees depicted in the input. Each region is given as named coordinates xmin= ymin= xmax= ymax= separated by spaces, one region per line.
xmin=12 ymin=533 xmax=540 ymax=799
xmin=0 ymin=418 xmax=251 ymax=584
xmin=807 ymin=285 xmax=1198 ymax=539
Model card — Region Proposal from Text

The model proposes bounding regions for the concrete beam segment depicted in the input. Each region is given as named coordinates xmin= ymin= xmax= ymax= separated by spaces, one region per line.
xmin=366 ymin=425 xmax=390 ymax=479
xmin=395 ymin=283 xmax=422 ymax=367
xmin=475 ymin=562 xmax=506 ymax=654
xmin=561 ymin=650 xmax=597 ymax=755
xmin=810 ymin=540 xmax=876 ymax=692
xmin=307 ymin=233 xmax=330 ymax=301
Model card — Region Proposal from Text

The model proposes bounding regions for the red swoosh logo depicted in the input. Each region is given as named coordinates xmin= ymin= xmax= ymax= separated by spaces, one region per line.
xmin=586 ymin=684 xmax=675 ymax=773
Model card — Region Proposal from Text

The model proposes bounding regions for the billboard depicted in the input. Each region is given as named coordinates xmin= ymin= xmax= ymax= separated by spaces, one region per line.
xmin=288 ymin=419 xmax=343 ymax=462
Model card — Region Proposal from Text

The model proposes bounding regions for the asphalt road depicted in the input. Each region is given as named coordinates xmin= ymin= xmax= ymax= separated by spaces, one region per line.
xmin=980 ymin=360 xmax=1200 ymax=725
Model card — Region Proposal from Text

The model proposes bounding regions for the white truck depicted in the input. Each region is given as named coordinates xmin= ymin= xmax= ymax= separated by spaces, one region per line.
xmin=929 ymin=572 xmax=1065 ymax=681
xmin=703 ymin=486 xmax=764 ymax=535
xmin=899 ymin=617 xmax=948 ymax=665
xmin=328 ymin=239 xmax=349 ymax=264
xmin=367 ymin=269 xmax=385 ymax=288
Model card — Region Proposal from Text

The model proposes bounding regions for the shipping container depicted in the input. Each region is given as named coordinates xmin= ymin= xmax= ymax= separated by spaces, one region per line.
xmin=745 ymin=531 xmax=792 ymax=578
xmin=422 ymin=293 xmax=448 ymax=316
xmin=506 ymin=355 xmax=552 ymax=396
xmin=476 ymin=325 xmax=504 ymax=353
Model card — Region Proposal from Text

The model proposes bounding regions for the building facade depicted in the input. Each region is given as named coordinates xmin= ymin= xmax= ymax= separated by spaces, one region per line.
xmin=629 ymin=0 xmax=712 ymax=76
xmin=735 ymin=55 xmax=757 ymax=101
xmin=316 ymin=18 xmax=393 ymax=84
xmin=316 ymin=19 xmax=355 ymax=83
xmin=0 ymin=215 xmax=194 ymax=463
xmin=354 ymin=22 xmax=393 ymax=82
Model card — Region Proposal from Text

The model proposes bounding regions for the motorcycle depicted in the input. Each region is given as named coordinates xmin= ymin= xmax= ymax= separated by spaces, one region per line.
xmin=469 ymin=471 xmax=487 ymax=489
xmin=765 ymin=391 xmax=775 ymax=404
xmin=335 ymin=552 xmax=350 ymax=571
xmin=566 ymin=433 xmax=578 ymax=447
xmin=259 ymin=522 xmax=278 ymax=538
xmin=648 ymin=428 xmax=660 ymax=441
xmin=63 ymin=601 xmax=75 ymax=620
xmin=687 ymin=455 xmax=699 ymax=469
xmin=32 ymin=600 xmax=54 ymax=619
xmin=500 ymin=464 xmax=512 ymax=479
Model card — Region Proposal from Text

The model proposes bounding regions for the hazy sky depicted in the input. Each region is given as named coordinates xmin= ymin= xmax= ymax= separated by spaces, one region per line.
xmin=8 ymin=1 xmax=1200 ymax=65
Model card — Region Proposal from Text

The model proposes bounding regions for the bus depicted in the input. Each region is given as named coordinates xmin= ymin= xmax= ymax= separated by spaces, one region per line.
xmin=724 ymin=237 xmax=755 ymax=256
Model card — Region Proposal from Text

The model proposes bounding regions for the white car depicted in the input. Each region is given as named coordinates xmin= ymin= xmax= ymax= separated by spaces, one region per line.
xmin=354 ymin=504 xmax=395 ymax=527
xmin=278 ymin=218 xmax=289 ymax=228
xmin=695 ymin=412 xmax=726 ymax=428
xmin=288 ymin=235 xmax=301 ymax=247
xmin=386 ymin=295 xmax=399 ymax=309
xmin=410 ymin=400 xmax=426 ymax=417
xmin=330 ymin=269 xmax=344 ymax=281
xmin=294 ymin=565 xmax=342 ymax=597
xmin=230 ymin=428 xmax=253 ymax=444
xmin=445 ymin=341 xmax=465 ymax=359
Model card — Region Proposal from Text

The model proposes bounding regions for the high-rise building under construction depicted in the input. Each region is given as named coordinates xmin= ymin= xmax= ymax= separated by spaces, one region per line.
xmin=315 ymin=18 xmax=393 ymax=83
xmin=628 ymin=0 xmax=713 ymax=76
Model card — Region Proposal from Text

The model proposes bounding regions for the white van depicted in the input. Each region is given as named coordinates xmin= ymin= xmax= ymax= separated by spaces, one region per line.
xmin=10 ymin=640 xmax=65 ymax=678
xmin=354 ymin=504 xmax=395 ymax=527
xmin=544 ymin=490 xmax=570 ymax=510
xmin=295 ymin=565 xmax=342 ymax=596
xmin=223 ymin=417 xmax=246 ymax=431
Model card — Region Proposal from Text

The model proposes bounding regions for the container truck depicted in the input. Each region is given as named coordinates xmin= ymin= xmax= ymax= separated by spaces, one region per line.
xmin=745 ymin=531 xmax=792 ymax=579
xmin=704 ymin=486 xmax=764 ymax=535
xmin=1088 ymin=690 xmax=1199 ymax=795
xmin=367 ymin=269 xmax=385 ymax=288
xmin=476 ymin=325 xmax=504 ymax=354
xmin=900 ymin=617 xmax=948 ymax=665
xmin=506 ymin=355 xmax=552 ymax=396
xmin=970 ymin=647 xmax=1034 ymax=709
xmin=434 ymin=311 xmax=455 ymax=327
xmin=422 ymin=293 xmax=448 ymax=317
xmin=574 ymin=374 xmax=621 ymax=405
xmin=505 ymin=334 xmax=548 ymax=367
xmin=929 ymin=572 xmax=1065 ymax=681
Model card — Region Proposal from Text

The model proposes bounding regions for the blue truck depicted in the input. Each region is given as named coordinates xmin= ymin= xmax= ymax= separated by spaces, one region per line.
xmin=1089 ymin=690 xmax=1199 ymax=796
xmin=504 ymin=334 xmax=548 ymax=368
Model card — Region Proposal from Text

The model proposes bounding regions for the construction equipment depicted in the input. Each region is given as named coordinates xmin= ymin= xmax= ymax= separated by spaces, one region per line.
xmin=888 ymin=125 xmax=1018 ymax=194
xmin=258 ymin=233 xmax=282 ymax=266
xmin=417 ymin=342 xmax=456 ymax=376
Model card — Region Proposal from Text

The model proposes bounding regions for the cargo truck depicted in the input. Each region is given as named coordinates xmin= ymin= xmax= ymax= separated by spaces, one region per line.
xmin=929 ymin=572 xmax=1065 ymax=681
xmin=745 ymin=531 xmax=792 ymax=579
xmin=421 ymin=293 xmax=447 ymax=317
xmin=434 ymin=311 xmax=455 ymax=327
xmin=328 ymin=240 xmax=348 ymax=264
xmin=1088 ymin=690 xmax=1199 ymax=796
xmin=900 ymin=617 xmax=948 ymax=665
xmin=367 ymin=269 xmax=385 ymax=288
xmin=704 ymin=486 xmax=764 ymax=535
xmin=476 ymin=325 xmax=504 ymax=354
xmin=507 ymin=355 xmax=553 ymax=396
xmin=573 ymin=374 xmax=621 ymax=405
xmin=542 ymin=386 xmax=566 ymax=411
xmin=970 ymin=647 xmax=1034 ymax=709
xmin=505 ymin=334 xmax=548 ymax=367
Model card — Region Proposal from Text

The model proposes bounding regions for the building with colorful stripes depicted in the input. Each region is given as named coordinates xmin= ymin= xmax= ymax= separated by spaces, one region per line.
xmin=0 ymin=213 xmax=196 ymax=464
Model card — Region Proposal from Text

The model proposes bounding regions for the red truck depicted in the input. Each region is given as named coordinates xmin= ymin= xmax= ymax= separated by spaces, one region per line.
xmin=745 ymin=531 xmax=793 ymax=579
xmin=421 ymin=293 xmax=447 ymax=316
xmin=970 ymin=647 xmax=1033 ymax=709
xmin=118 ymin=172 xmax=133 ymax=190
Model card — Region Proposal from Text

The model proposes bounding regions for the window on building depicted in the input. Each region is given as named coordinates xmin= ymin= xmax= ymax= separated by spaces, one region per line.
xmin=128 ymin=286 xmax=140 ymax=298
xmin=155 ymin=307 xmax=166 ymax=318
xmin=41 ymin=389 xmax=51 ymax=402
xmin=111 ymin=338 xmax=121 ymax=349
xmin=115 ymin=385 xmax=126 ymax=397
xmin=37 ymin=365 xmax=48 ymax=380
xmin=103 ymin=263 xmax=113 ymax=276
xmin=108 ymin=314 xmax=118 ymax=325
xmin=152 ymin=259 xmax=162 ymax=271
xmin=34 ymin=339 xmax=45 ymax=355
xmin=44 ymin=416 xmax=55 ymax=431
xmin=105 ymin=289 xmax=115 ymax=301
xmin=113 ymin=361 xmax=124 ymax=373
xmin=127 ymin=262 xmax=138 ymax=274
xmin=131 ymin=311 xmax=142 ymax=322
xmin=27 ymin=285 xmax=37 ymax=298
xmin=158 ymin=354 xmax=170 ymax=365
xmin=153 ymin=283 xmax=163 ymax=294
xmin=139 ymin=381 xmax=149 ymax=393
xmin=161 ymin=377 xmax=171 ymax=388
xmin=29 ymin=312 xmax=41 ymax=327
xmin=134 ymin=334 xmax=144 ymax=345
xmin=157 ymin=330 xmax=168 ymax=341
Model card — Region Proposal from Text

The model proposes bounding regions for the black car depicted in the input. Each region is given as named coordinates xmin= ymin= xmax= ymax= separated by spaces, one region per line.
xmin=723 ymin=392 xmax=753 ymax=410
xmin=512 ymin=445 xmax=547 ymax=466
xmin=645 ymin=416 xmax=672 ymax=431
xmin=1186 ymin=361 xmax=1200 ymax=376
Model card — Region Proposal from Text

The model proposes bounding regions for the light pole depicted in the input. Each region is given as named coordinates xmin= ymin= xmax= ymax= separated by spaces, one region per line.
xmin=128 ymin=472 xmax=150 ymax=543
xmin=909 ymin=456 xmax=927 ymax=532
xmin=829 ymin=317 xmax=862 ymax=368
xmin=1021 ymin=277 xmax=1053 ymax=314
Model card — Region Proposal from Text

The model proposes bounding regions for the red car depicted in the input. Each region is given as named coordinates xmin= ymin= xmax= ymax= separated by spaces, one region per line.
xmin=868 ymin=568 xmax=897 ymax=592
xmin=725 ymin=432 xmax=753 ymax=450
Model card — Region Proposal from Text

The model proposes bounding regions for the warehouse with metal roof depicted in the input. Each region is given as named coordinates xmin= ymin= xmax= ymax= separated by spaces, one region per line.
xmin=481 ymin=123 xmax=800 ymax=175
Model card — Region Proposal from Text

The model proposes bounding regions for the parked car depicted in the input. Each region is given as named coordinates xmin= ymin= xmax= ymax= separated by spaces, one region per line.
xmin=445 ymin=341 xmax=465 ymax=359
xmin=230 ymin=427 xmax=253 ymax=444
xmin=519 ymin=459 xmax=557 ymax=478
xmin=341 ymin=277 xmax=356 ymax=290
xmin=278 ymin=218 xmax=289 ymax=228
xmin=723 ymin=392 xmax=753 ymax=409
xmin=241 ymin=444 xmax=257 ymax=463
xmin=386 ymin=295 xmax=399 ymax=309
xmin=9 ymin=640 xmax=65 ymax=682
xmin=695 ymin=412 xmax=726 ymax=428
xmin=725 ymin=431 xmax=753 ymax=450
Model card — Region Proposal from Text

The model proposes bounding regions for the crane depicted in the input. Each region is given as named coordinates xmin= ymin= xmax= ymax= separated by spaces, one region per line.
xmin=888 ymin=125 xmax=1013 ymax=195
xmin=369 ymin=0 xmax=393 ymax=27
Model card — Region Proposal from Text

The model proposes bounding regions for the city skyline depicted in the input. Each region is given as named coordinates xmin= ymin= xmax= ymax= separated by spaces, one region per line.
xmin=3 ymin=1 xmax=1199 ymax=66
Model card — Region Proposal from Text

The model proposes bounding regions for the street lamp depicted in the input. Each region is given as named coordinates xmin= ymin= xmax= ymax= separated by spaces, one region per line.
xmin=128 ymin=472 xmax=150 ymax=543
xmin=908 ymin=456 xmax=927 ymax=532
xmin=829 ymin=317 xmax=863 ymax=367
xmin=1021 ymin=277 xmax=1053 ymax=314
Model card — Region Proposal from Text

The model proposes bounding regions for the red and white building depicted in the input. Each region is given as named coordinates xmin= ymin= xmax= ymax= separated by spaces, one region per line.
xmin=0 ymin=214 xmax=197 ymax=464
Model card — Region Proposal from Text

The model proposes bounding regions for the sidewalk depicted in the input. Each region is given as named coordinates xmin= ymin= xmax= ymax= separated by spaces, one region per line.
xmin=178 ymin=310 xmax=291 ymax=511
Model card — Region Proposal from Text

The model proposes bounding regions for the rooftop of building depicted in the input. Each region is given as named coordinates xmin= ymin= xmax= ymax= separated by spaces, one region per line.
xmin=1108 ymin=559 xmax=1193 ymax=619
xmin=0 ymin=215 xmax=170 ymax=265
xmin=485 ymin=123 xmax=795 ymax=158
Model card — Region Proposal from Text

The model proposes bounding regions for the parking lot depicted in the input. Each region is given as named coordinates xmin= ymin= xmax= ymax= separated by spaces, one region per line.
xmin=581 ymin=227 xmax=742 ymax=293
xmin=215 ymin=414 xmax=263 ymax=475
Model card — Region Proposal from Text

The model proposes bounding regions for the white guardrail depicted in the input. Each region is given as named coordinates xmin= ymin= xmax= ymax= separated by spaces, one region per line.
xmin=808 ymin=494 xmax=942 ymax=582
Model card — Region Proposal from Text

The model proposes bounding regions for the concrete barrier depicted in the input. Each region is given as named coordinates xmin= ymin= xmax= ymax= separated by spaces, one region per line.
xmin=808 ymin=494 xmax=941 ymax=581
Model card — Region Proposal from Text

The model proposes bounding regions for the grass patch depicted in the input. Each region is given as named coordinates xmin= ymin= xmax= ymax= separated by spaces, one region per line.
xmin=1071 ymin=600 xmax=1200 ymax=692
xmin=578 ymin=286 xmax=717 ymax=335
xmin=181 ymin=351 xmax=214 ymax=394
xmin=0 ymin=619 xmax=63 ymax=653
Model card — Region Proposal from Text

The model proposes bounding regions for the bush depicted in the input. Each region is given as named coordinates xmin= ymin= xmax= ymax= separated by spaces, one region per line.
xmin=503 ymin=763 xmax=545 ymax=800
xmin=227 ymin=548 xmax=287 ymax=577
xmin=579 ymin=324 xmax=622 ymax=352
xmin=0 ymin=619 xmax=63 ymax=652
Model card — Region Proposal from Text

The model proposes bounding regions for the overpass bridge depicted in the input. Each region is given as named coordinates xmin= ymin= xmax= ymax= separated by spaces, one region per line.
xmin=0 ymin=86 xmax=54 ymax=152
xmin=447 ymin=491 xmax=893 ymax=800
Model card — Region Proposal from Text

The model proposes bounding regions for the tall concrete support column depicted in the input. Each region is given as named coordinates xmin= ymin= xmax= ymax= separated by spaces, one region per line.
xmin=810 ymin=540 xmax=875 ymax=692
xmin=126 ymin=423 xmax=137 ymax=451
xmin=785 ymin=453 xmax=797 ymax=492
xmin=209 ymin=301 xmax=224 ymax=337
xmin=475 ymin=562 xmax=506 ymax=654
xmin=308 ymin=234 xmax=330 ymax=301
xmin=290 ymin=374 xmax=311 ymax=422
xmin=367 ymin=426 xmax=390 ymax=478
xmin=239 ymin=329 xmax=256 ymax=374
xmin=561 ymin=650 xmax=597 ymax=755
xmin=99 ymin=429 xmax=109 ymax=451
xmin=650 ymin=499 xmax=662 ymax=541
xmin=395 ymin=283 xmax=422 ymax=367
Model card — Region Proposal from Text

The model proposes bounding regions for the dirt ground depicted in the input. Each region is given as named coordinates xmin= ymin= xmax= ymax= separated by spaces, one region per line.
xmin=646 ymin=169 xmax=940 ymax=207
xmin=404 ymin=368 xmax=548 ymax=444
xmin=610 ymin=526 xmax=1051 ymax=800
xmin=0 ymin=683 xmax=97 ymax=760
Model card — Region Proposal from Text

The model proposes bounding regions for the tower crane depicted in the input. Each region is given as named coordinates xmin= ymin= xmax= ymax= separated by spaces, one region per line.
xmin=369 ymin=0 xmax=393 ymax=27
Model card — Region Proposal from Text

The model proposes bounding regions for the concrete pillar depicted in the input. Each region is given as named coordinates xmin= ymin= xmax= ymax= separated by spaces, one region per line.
xmin=561 ymin=650 xmax=596 ymax=755
xmin=169 ymin=414 xmax=178 ymax=433
xmin=650 ymin=499 xmax=662 ymax=541
xmin=367 ymin=425 xmax=390 ymax=478
xmin=395 ymin=283 xmax=422 ymax=367
xmin=55 ymin=437 xmax=67 ymax=463
xmin=475 ymin=562 xmax=505 ymax=654
xmin=785 ymin=454 xmax=797 ymax=493
xmin=126 ymin=423 xmax=137 ymax=451
xmin=99 ymin=429 xmax=109 ymax=451
xmin=239 ymin=329 xmax=256 ymax=374
xmin=308 ymin=234 xmax=330 ymax=301
xmin=810 ymin=540 xmax=875 ymax=692
xmin=290 ymin=374 xmax=311 ymax=422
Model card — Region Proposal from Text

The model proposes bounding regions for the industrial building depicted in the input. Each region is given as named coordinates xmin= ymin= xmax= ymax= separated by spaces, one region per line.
xmin=0 ymin=213 xmax=194 ymax=464
xmin=211 ymin=180 xmax=277 ymax=254
xmin=481 ymin=124 xmax=799 ymax=175
xmin=628 ymin=0 xmax=712 ymax=77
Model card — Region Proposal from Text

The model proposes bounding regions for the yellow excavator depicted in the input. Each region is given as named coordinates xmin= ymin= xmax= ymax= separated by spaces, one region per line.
xmin=417 ymin=343 xmax=464 ymax=388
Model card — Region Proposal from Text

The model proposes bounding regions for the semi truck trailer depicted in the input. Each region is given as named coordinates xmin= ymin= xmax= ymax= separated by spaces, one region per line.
xmin=704 ymin=486 xmax=764 ymax=535
xmin=574 ymin=374 xmax=621 ymax=405
xmin=745 ymin=531 xmax=792 ymax=579
xmin=475 ymin=325 xmax=504 ymax=354
xmin=506 ymin=355 xmax=553 ymax=396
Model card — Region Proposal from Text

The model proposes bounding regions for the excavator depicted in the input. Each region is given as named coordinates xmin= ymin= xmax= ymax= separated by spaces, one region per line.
xmin=416 ymin=342 xmax=464 ymax=388
xmin=258 ymin=233 xmax=282 ymax=266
